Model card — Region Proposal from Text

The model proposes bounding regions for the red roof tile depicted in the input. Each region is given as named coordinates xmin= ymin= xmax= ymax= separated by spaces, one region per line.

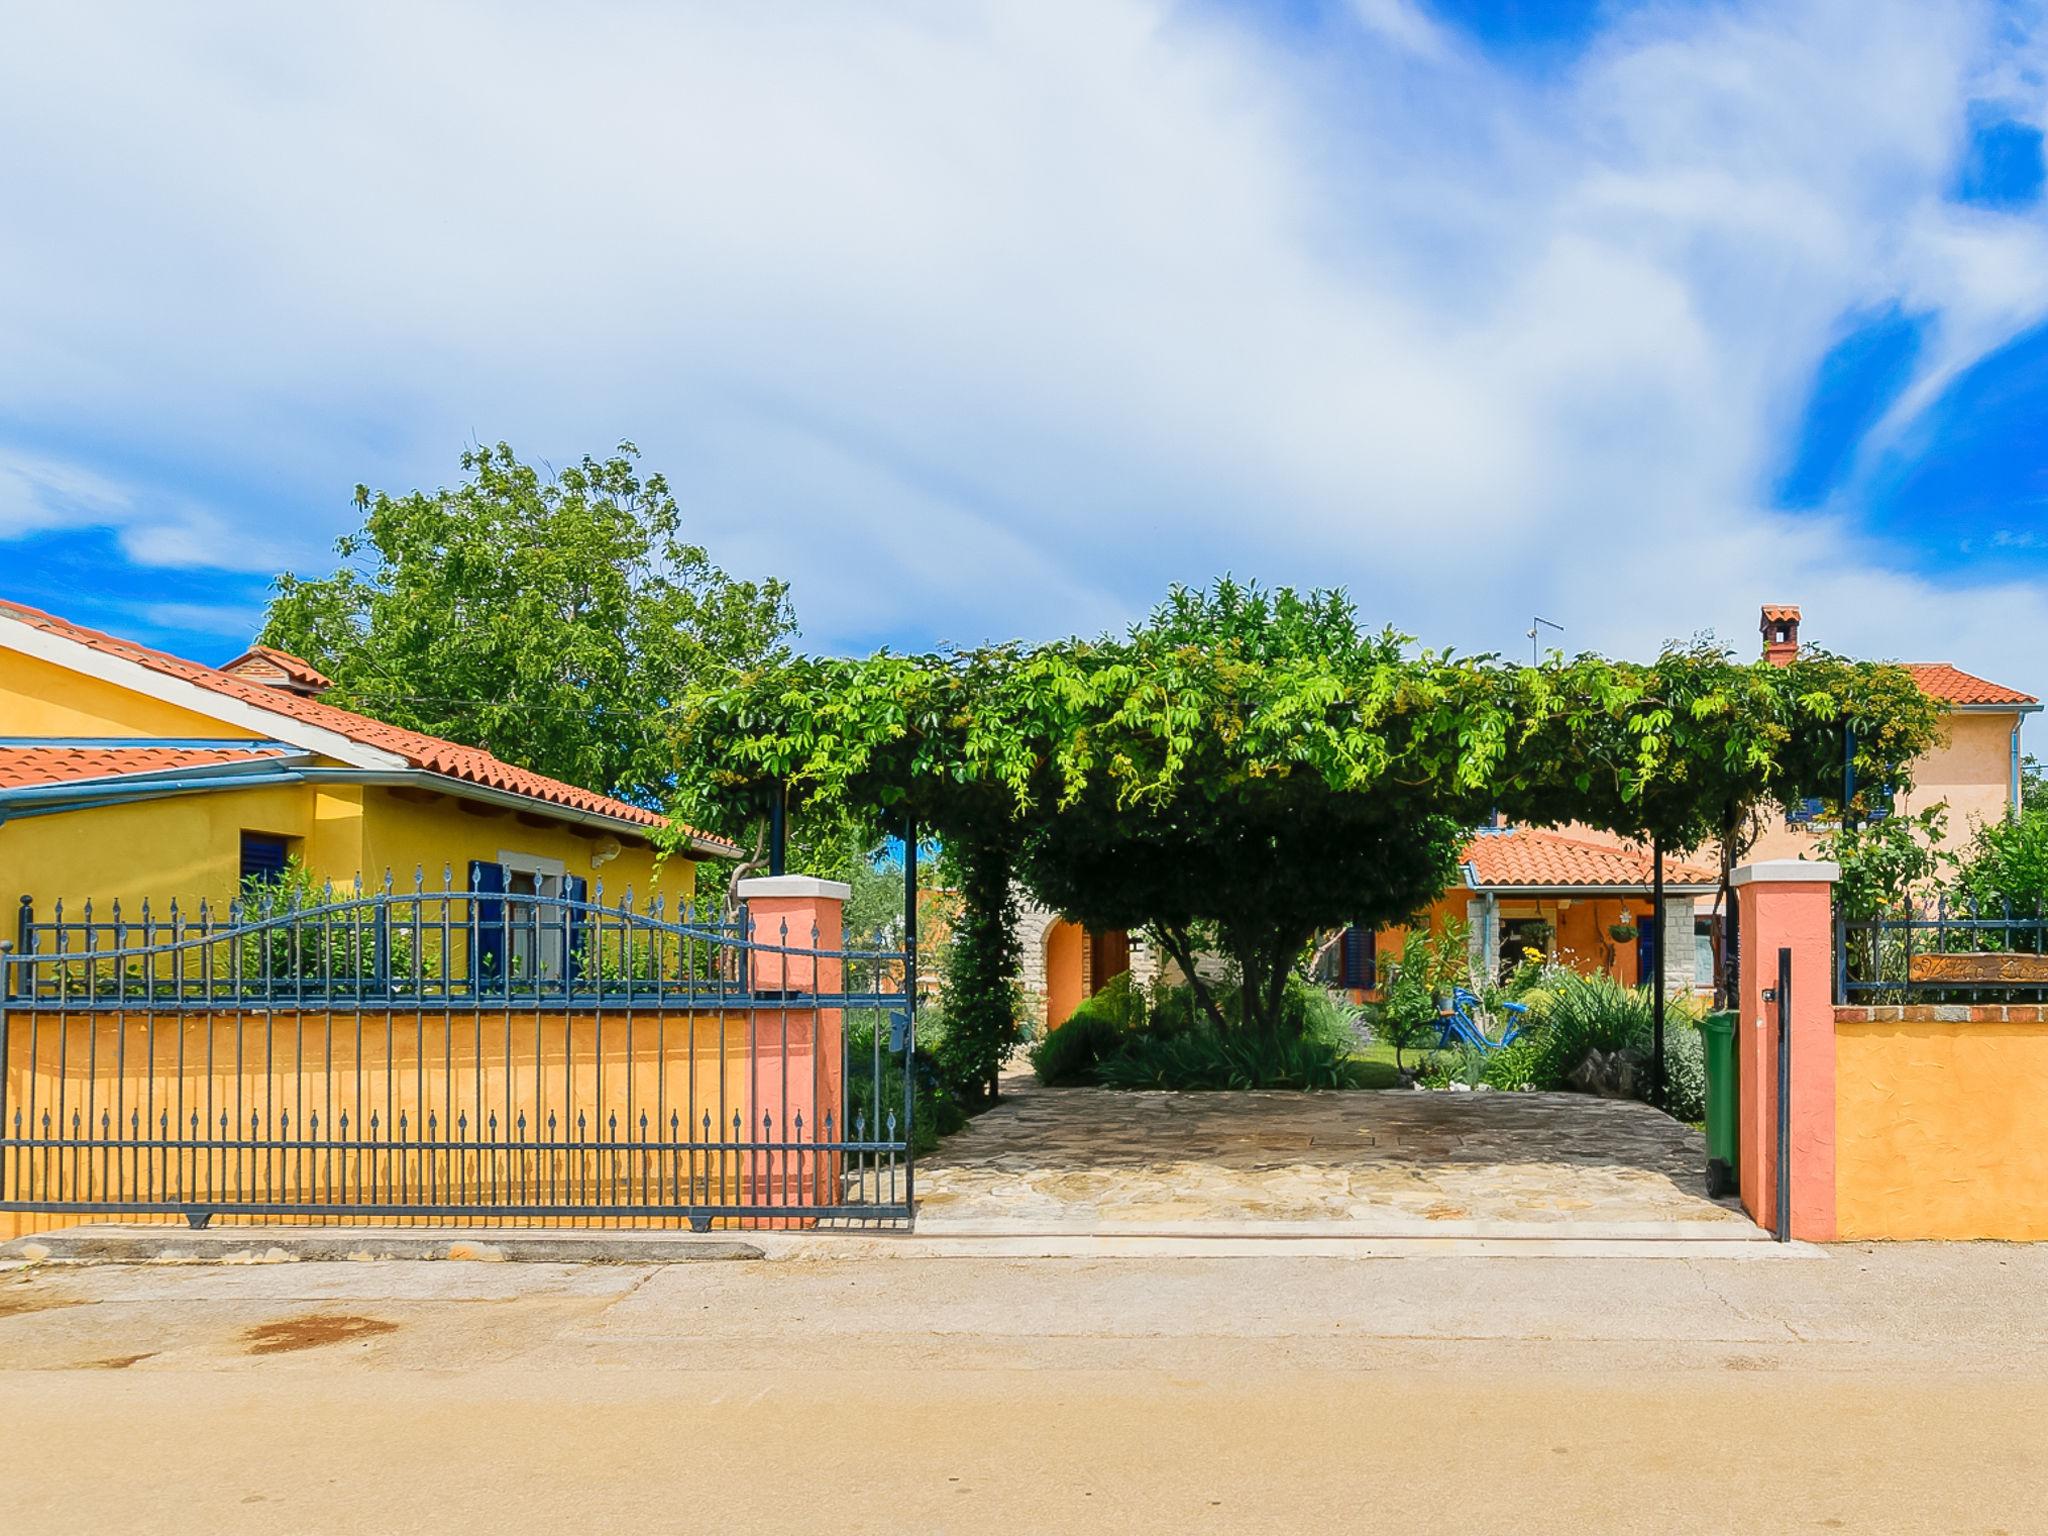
xmin=1906 ymin=663 xmax=2038 ymax=708
xmin=0 ymin=744 xmax=288 ymax=790
xmin=0 ymin=598 xmax=736 ymax=851
xmin=219 ymin=643 xmax=333 ymax=693
xmin=1463 ymin=827 xmax=1718 ymax=890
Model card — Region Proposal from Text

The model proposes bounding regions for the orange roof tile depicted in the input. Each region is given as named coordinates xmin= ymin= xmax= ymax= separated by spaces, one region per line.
xmin=0 ymin=744 xmax=289 ymax=790
xmin=1905 ymin=663 xmax=2038 ymax=708
xmin=1463 ymin=827 xmax=1718 ymax=890
xmin=220 ymin=643 xmax=333 ymax=693
xmin=1760 ymin=604 xmax=1801 ymax=623
xmin=0 ymin=598 xmax=737 ymax=851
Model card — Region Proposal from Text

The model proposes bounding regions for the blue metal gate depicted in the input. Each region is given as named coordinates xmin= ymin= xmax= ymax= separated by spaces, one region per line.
xmin=0 ymin=870 xmax=915 ymax=1229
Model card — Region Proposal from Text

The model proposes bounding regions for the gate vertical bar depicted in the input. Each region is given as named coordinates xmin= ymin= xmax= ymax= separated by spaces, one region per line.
xmin=1651 ymin=837 xmax=1666 ymax=1111
xmin=902 ymin=818 xmax=918 ymax=1213
xmin=1774 ymin=944 xmax=1792 ymax=1244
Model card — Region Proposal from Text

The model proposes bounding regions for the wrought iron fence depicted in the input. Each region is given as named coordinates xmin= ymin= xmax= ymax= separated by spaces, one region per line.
xmin=1835 ymin=895 xmax=2048 ymax=1003
xmin=0 ymin=871 xmax=915 ymax=1229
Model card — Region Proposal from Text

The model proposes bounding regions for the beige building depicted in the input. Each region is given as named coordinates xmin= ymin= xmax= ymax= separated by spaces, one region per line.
xmin=1746 ymin=606 xmax=2038 ymax=863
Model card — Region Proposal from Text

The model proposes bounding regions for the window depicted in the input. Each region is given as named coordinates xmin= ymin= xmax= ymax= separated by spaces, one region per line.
xmin=500 ymin=852 xmax=567 ymax=981
xmin=1339 ymin=926 xmax=1375 ymax=990
xmin=240 ymin=832 xmax=292 ymax=885
xmin=1693 ymin=916 xmax=1716 ymax=988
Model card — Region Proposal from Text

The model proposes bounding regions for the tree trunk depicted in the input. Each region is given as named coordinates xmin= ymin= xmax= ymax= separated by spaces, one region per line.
xmin=1155 ymin=923 xmax=1234 ymax=1036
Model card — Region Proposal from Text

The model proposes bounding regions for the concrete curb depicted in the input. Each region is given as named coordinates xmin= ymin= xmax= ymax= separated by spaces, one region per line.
xmin=748 ymin=1233 xmax=1824 ymax=1260
xmin=0 ymin=1226 xmax=764 ymax=1266
xmin=1 ymin=1221 xmax=1813 ymax=1266
xmin=909 ymin=1216 xmax=1769 ymax=1242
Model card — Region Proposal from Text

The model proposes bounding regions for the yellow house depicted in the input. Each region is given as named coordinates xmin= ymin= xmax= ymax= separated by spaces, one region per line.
xmin=0 ymin=597 xmax=734 ymax=932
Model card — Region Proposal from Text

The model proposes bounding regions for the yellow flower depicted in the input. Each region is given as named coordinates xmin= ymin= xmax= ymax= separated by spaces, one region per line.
xmin=1521 ymin=946 xmax=1543 ymax=961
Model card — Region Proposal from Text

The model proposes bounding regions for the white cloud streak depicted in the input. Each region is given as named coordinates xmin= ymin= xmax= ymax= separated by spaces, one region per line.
xmin=0 ymin=0 xmax=2044 ymax=701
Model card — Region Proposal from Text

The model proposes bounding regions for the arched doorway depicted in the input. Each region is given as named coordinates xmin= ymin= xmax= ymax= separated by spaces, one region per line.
xmin=1044 ymin=919 xmax=1086 ymax=1030
xmin=1042 ymin=919 xmax=1133 ymax=1029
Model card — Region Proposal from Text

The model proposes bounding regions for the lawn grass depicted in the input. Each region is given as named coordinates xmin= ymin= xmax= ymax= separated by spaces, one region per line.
xmin=1348 ymin=1039 xmax=1411 ymax=1089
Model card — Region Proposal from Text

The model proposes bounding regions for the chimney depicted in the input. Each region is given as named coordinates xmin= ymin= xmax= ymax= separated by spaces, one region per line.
xmin=1760 ymin=605 xmax=1800 ymax=667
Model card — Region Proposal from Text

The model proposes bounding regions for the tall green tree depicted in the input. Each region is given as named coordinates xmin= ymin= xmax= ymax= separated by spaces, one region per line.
xmin=260 ymin=442 xmax=795 ymax=806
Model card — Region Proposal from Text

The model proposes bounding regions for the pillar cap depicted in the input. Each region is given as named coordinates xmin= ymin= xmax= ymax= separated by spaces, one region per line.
xmin=737 ymin=875 xmax=852 ymax=902
xmin=1729 ymin=859 xmax=1839 ymax=888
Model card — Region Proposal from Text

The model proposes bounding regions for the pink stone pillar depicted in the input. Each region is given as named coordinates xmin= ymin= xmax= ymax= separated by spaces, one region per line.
xmin=1732 ymin=859 xmax=1839 ymax=1241
xmin=737 ymin=875 xmax=849 ymax=1220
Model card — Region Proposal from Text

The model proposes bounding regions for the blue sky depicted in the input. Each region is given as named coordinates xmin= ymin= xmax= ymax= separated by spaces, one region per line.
xmin=3 ymin=1 xmax=2048 ymax=736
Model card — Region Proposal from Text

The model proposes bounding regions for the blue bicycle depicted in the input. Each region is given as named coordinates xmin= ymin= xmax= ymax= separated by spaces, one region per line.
xmin=1433 ymin=986 xmax=1528 ymax=1055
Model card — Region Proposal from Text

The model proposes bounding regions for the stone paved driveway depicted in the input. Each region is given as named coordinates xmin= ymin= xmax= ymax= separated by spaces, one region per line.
xmin=913 ymin=1077 xmax=1754 ymax=1235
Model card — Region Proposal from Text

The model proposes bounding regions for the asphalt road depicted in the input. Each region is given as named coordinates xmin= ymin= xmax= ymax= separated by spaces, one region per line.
xmin=1 ymin=1244 xmax=2044 ymax=1534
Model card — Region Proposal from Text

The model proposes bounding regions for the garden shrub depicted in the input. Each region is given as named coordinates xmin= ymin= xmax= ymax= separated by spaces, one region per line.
xmin=1092 ymin=1026 xmax=1366 ymax=1091
xmin=1028 ymin=984 xmax=1139 ymax=1086
xmin=1479 ymin=1032 xmax=1543 ymax=1091
xmin=1373 ymin=920 xmax=1469 ymax=1068
xmin=1031 ymin=975 xmax=1368 ymax=1090
xmin=1522 ymin=969 xmax=1653 ymax=1085
xmin=845 ymin=1007 xmax=966 ymax=1155
xmin=1660 ymin=1019 xmax=1707 ymax=1123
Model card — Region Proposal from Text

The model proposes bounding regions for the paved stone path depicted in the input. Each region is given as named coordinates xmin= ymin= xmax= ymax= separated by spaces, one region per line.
xmin=913 ymin=1077 xmax=1752 ymax=1232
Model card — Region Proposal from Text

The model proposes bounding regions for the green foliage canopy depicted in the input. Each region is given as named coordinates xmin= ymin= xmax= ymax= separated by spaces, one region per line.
xmin=261 ymin=443 xmax=795 ymax=807
xmin=679 ymin=580 xmax=1945 ymax=1041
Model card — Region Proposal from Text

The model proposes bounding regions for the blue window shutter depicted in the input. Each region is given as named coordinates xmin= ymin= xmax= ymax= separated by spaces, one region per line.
xmin=468 ymin=860 xmax=505 ymax=989
xmin=564 ymin=875 xmax=590 ymax=981
xmin=1340 ymin=926 xmax=1366 ymax=989
xmin=240 ymin=834 xmax=289 ymax=884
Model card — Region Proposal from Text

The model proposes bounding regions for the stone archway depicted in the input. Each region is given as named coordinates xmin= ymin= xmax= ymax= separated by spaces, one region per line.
xmin=1015 ymin=896 xmax=1155 ymax=1029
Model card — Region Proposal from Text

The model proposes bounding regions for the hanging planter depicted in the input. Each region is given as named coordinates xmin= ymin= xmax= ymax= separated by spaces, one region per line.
xmin=1607 ymin=919 xmax=1638 ymax=943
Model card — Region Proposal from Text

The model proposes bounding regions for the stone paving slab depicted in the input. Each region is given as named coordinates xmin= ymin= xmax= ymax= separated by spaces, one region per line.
xmin=913 ymin=1080 xmax=1755 ymax=1234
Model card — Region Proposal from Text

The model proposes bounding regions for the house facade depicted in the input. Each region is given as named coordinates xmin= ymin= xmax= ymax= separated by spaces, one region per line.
xmin=1746 ymin=607 xmax=2038 ymax=862
xmin=0 ymin=599 xmax=733 ymax=938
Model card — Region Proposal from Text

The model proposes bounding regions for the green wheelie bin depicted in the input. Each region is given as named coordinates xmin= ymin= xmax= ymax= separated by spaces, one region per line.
xmin=1700 ymin=1010 xmax=1739 ymax=1198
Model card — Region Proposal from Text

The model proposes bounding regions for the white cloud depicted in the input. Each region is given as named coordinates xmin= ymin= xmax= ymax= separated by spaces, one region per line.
xmin=0 ymin=0 xmax=2044 ymax=707
xmin=0 ymin=444 xmax=296 ymax=574
xmin=0 ymin=451 xmax=131 ymax=538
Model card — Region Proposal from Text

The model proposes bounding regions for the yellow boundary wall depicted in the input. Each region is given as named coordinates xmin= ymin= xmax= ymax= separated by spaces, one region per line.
xmin=1833 ymin=1004 xmax=2048 ymax=1241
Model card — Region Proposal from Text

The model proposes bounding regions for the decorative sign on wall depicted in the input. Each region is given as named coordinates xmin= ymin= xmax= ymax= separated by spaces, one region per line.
xmin=1908 ymin=952 xmax=2048 ymax=985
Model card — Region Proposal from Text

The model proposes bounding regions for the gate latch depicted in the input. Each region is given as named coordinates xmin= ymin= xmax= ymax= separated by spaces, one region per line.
xmin=887 ymin=1010 xmax=910 ymax=1053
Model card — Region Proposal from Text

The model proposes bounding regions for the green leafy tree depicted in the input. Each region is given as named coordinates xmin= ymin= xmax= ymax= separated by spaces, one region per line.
xmin=1952 ymin=799 xmax=2048 ymax=915
xmin=1497 ymin=639 xmax=1944 ymax=1003
xmin=1816 ymin=806 xmax=1950 ymax=922
xmin=261 ymin=442 xmax=795 ymax=806
xmin=930 ymin=834 xmax=1023 ymax=1102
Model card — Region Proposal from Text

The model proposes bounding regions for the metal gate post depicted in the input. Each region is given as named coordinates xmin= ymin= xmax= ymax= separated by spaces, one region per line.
xmin=1774 ymin=945 xmax=1792 ymax=1243
xmin=902 ymin=819 xmax=918 ymax=1211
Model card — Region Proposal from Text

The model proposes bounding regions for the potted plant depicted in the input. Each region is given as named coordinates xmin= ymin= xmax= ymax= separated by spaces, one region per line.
xmin=1607 ymin=916 xmax=1638 ymax=943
